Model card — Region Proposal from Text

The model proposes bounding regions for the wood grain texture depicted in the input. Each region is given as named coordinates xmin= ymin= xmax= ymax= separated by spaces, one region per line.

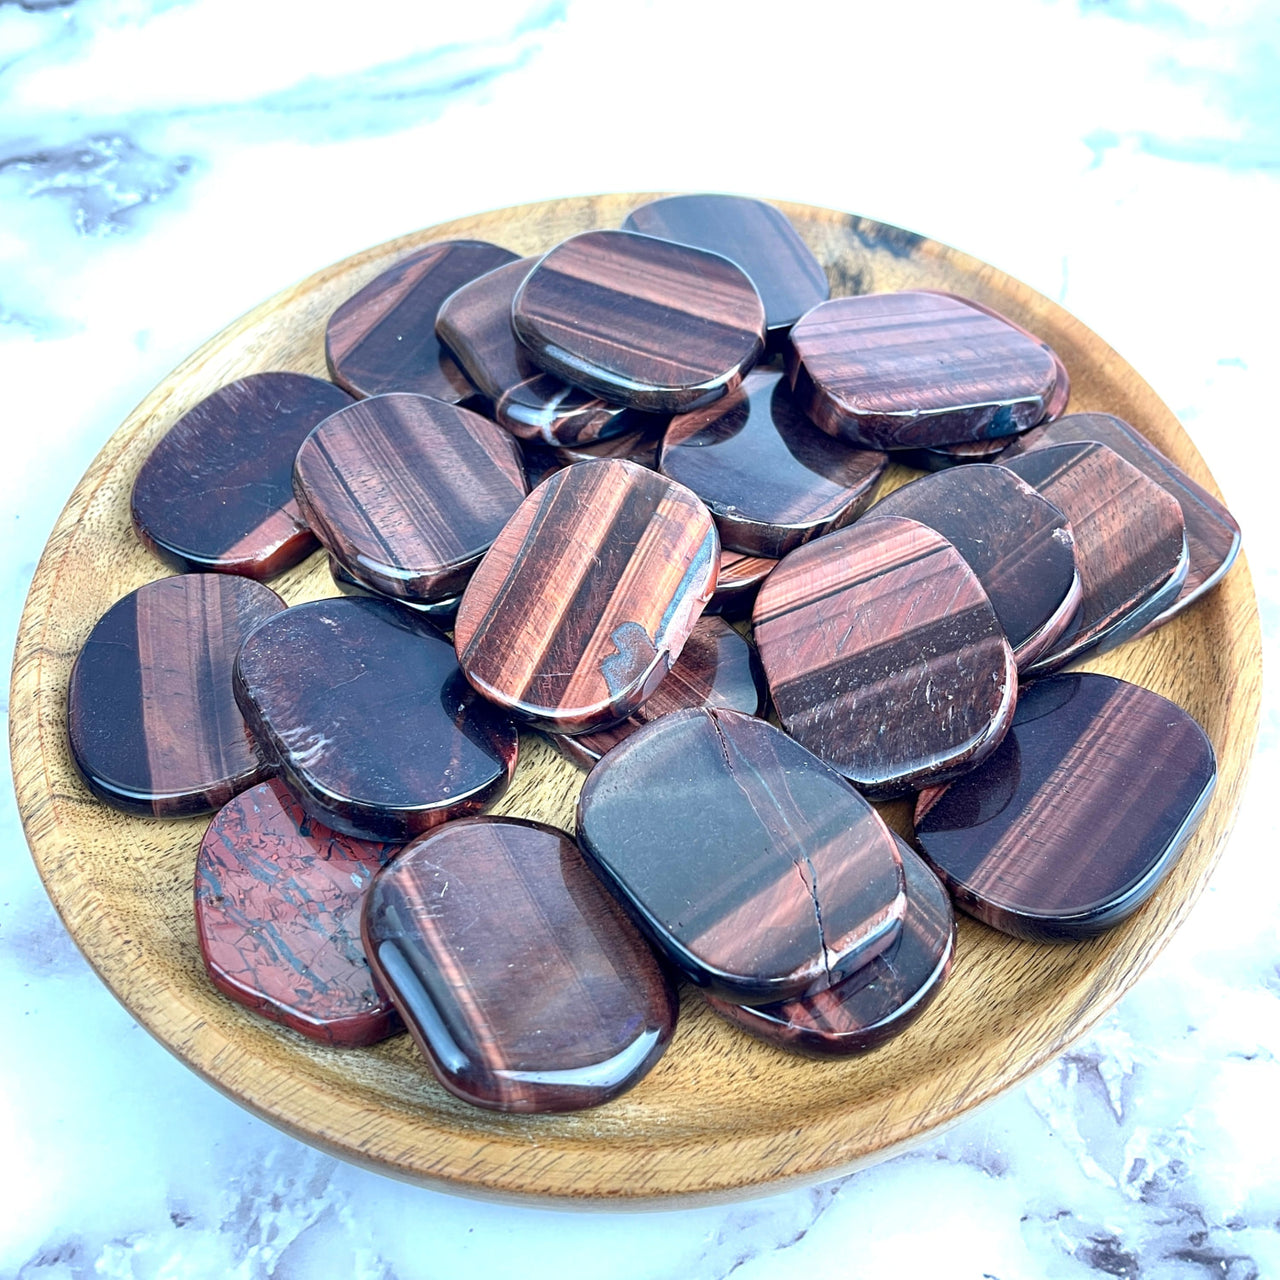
xmin=9 ymin=194 xmax=1261 ymax=1205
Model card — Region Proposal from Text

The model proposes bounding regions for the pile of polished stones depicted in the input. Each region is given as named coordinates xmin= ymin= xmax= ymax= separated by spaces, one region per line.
xmin=67 ymin=195 xmax=1236 ymax=1114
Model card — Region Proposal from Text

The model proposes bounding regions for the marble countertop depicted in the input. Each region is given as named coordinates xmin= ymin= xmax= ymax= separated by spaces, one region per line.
xmin=3 ymin=1 xmax=1278 ymax=1275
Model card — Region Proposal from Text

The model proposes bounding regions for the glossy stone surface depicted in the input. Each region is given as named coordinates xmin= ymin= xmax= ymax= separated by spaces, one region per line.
xmin=325 ymin=240 xmax=518 ymax=401
xmin=707 ymin=549 xmax=777 ymax=617
xmin=753 ymin=515 xmax=1017 ymax=797
xmin=497 ymin=373 xmax=653 ymax=447
xmin=131 ymin=372 xmax=352 ymax=580
xmin=1002 ymin=412 xmax=1240 ymax=624
xmin=195 ymin=779 xmax=401 ymax=1046
xmin=361 ymin=817 xmax=676 ymax=1113
xmin=577 ymin=708 xmax=907 ymax=1006
xmin=327 ymin=555 xmax=460 ymax=628
xmin=659 ymin=370 xmax=887 ymax=558
xmin=706 ymin=834 xmax=955 ymax=1057
xmin=511 ymin=229 xmax=766 ymax=413
xmin=1000 ymin=441 xmax=1189 ymax=671
xmin=894 ymin=435 xmax=1017 ymax=472
xmin=622 ymin=194 xmax=829 ymax=347
xmin=915 ymin=673 xmax=1216 ymax=941
xmin=454 ymin=459 xmax=719 ymax=734
xmin=293 ymin=393 xmax=526 ymax=603
xmin=787 ymin=292 xmax=1059 ymax=449
xmin=234 ymin=595 xmax=518 ymax=841
xmin=547 ymin=615 xmax=765 ymax=767
xmin=68 ymin=573 xmax=285 ymax=817
xmin=870 ymin=464 xmax=1081 ymax=669
xmin=549 ymin=422 xmax=666 ymax=468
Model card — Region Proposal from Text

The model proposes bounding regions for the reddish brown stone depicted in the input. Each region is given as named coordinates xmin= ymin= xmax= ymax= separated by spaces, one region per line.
xmin=707 ymin=549 xmax=777 ymax=617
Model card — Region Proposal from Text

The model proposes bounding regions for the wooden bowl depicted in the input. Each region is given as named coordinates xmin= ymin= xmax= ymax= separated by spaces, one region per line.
xmin=10 ymin=194 xmax=1262 ymax=1206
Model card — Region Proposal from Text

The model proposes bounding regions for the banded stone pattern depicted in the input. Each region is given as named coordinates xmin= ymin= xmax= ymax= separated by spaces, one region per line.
xmin=195 ymin=779 xmax=402 ymax=1047
xmin=68 ymin=573 xmax=286 ymax=817
xmin=787 ymin=291 xmax=1059 ymax=449
xmin=325 ymin=239 xmax=518 ymax=400
xmin=915 ymin=674 xmax=1217 ymax=941
xmin=131 ymin=372 xmax=352 ymax=579
xmin=362 ymin=817 xmax=677 ymax=1113
xmin=576 ymin=708 xmax=907 ymax=1006
xmin=454 ymin=459 xmax=719 ymax=734
xmin=708 ymin=549 xmax=777 ymax=617
xmin=293 ymin=393 xmax=527 ymax=602
xmin=498 ymin=372 xmax=652 ymax=448
xmin=511 ymin=229 xmax=766 ymax=413
xmin=753 ymin=514 xmax=1017 ymax=796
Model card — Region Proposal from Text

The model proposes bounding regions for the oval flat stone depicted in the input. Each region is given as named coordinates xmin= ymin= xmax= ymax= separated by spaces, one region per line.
xmin=576 ymin=708 xmax=907 ymax=1005
xmin=999 ymin=441 xmax=1189 ymax=672
xmin=546 ymin=615 xmax=766 ymax=768
xmin=787 ymin=292 xmax=1058 ymax=449
xmin=361 ymin=817 xmax=677 ymax=1113
xmin=622 ymin=194 xmax=829 ymax=347
xmin=327 ymin=555 xmax=460 ymax=629
xmin=870 ymin=464 xmax=1081 ymax=669
xmin=914 ymin=673 xmax=1216 ymax=941
xmin=707 ymin=549 xmax=777 ymax=617
xmin=659 ymin=370 xmax=887 ymax=558
xmin=325 ymin=240 xmax=518 ymax=400
xmin=454 ymin=459 xmax=719 ymax=734
xmin=1001 ymin=412 xmax=1240 ymax=625
xmin=68 ymin=573 xmax=285 ymax=817
xmin=753 ymin=514 xmax=1017 ymax=797
xmin=234 ymin=595 xmax=518 ymax=841
xmin=511 ymin=229 xmax=766 ymax=413
xmin=195 ymin=779 xmax=402 ymax=1046
xmin=706 ymin=834 xmax=955 ymax=1057
xmin=131 ymin=372 xmax=352 ymax=580
xmin=293 ymin=393 xmax=527 ymax=603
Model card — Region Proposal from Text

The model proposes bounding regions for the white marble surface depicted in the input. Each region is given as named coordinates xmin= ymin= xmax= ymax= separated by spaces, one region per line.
xmin=2 ymin=0 xmax=1278 ymax=1275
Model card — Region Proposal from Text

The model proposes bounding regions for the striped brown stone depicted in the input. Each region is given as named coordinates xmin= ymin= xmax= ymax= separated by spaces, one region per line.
xmin=753 ymin=514 xmax=1017 ymax=796
xmin=293 ymin=393 xmax=526 ymax=603
xmin=454 ymin=459 xmax=719 ymax=734
xmin=511 ymin=229 xmax=766 ymax=413
xmin=707 ymin=549 xmax=777 ymax=617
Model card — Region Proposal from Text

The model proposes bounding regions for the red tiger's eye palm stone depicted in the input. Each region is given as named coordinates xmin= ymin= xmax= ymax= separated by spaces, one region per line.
xmin=708 ymin=549 xmax=777 ymax=617
xmin=914 ymin=673 xmax=1216 ymax=941
xmin=454 ymin=459 xmax=719 ymax=734
xmin=131 ymin=372 xmax=353 ymax=580
xmin=195 ymin=779 xmax=402 ymax=1047
xmin=787 ymin=292 xmax=1058 ymax=449
xmin=293 ymin=393 xmax=527 ymax=603
xmin=327 ymin=555 xmax=461 ymax=629
xmin=706 ymin=834 xmax=955 ymax=1057
xmin=511 ymin=229 xmax=766 ymax=413
xmin=68 ymin=573 xmax=285 ymax=817
xmin=576 ymin=708 xmax=907 ymax=1006
xmin=659 ymin=370 xmax=887 ymax=558
xmin=361 ymin=817 xmax=677 ymax=1113
xmin=234 ymin=595 xmax=518 ymax=841
xmin=325 ymin=239 xmax=518 ymax=401
xmin=753 ymin=515 xmax=1017 ymax=797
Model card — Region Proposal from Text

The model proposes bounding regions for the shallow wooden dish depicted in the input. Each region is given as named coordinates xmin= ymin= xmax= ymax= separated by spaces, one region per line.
xmin=10 ymin=194 xmax=1261 ymax=1206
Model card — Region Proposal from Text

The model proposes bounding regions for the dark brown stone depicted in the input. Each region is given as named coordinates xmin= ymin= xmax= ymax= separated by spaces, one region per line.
xmin=362 ymin=816 xmax=677 ymax=1113
xmin=753 ymin=514 xmax=1016 ymax=797
xmin=707 ymin=549 xmax=777 ymax=617
xmin=326 ymin=555 xmax=460 ymax=629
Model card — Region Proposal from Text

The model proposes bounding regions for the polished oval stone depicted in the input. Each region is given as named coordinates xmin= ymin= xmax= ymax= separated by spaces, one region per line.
xmin=622 ymin=194 xmax=829 ymax=347
xmin=361 ymin=816 xmax=677 ymax=1113
xmin=234 ymin=595 xmax=518 ymax=841
xmin=1001 ymin=412 xmax=1240 ymax=626
xmin=870 ymin=464 xmax=1081 ymax=669
xmin=195 ymin=778 xmax=402 ymax=1046
xmin=325 ymin=240 xmax=518 ymax=401
xmin=497 ymin=372 xmax=653 ymax=448
xmin=787 ymin=292 xmax=1059 ymax=449
xmin=659 ymin=370 xmax=887 ymax=558
xmin=131 ymin=372 xmax=352 ymax=580
xmin=68 ymin=573 xmax=285 ymax=817
xmin=454 ymin=459 xmax=719 ymax=734
xmin=326 ymin=555 xmax=460 ymax=628
xmin=914 ymin=673 xmax=1216 ymax=941
xmin=706 ymin=834 xmax=955 ymax=1057
xmin=1000 ymin=441 xmax=1188 ymax=671
xmin=511 ymin=229 xmax=766 ymax=413
xmin=753 ymin=515 xmax=1017 ymax=797
xmin=293 ymin=393 xmax=527 ymax=603
xmin=577 ymin=708 xmax=907 ymax=1006
xmin=707 ymin=549 xmax=777 ymax=617
xmin=546 ymin=615 xmax=766 ymax=768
